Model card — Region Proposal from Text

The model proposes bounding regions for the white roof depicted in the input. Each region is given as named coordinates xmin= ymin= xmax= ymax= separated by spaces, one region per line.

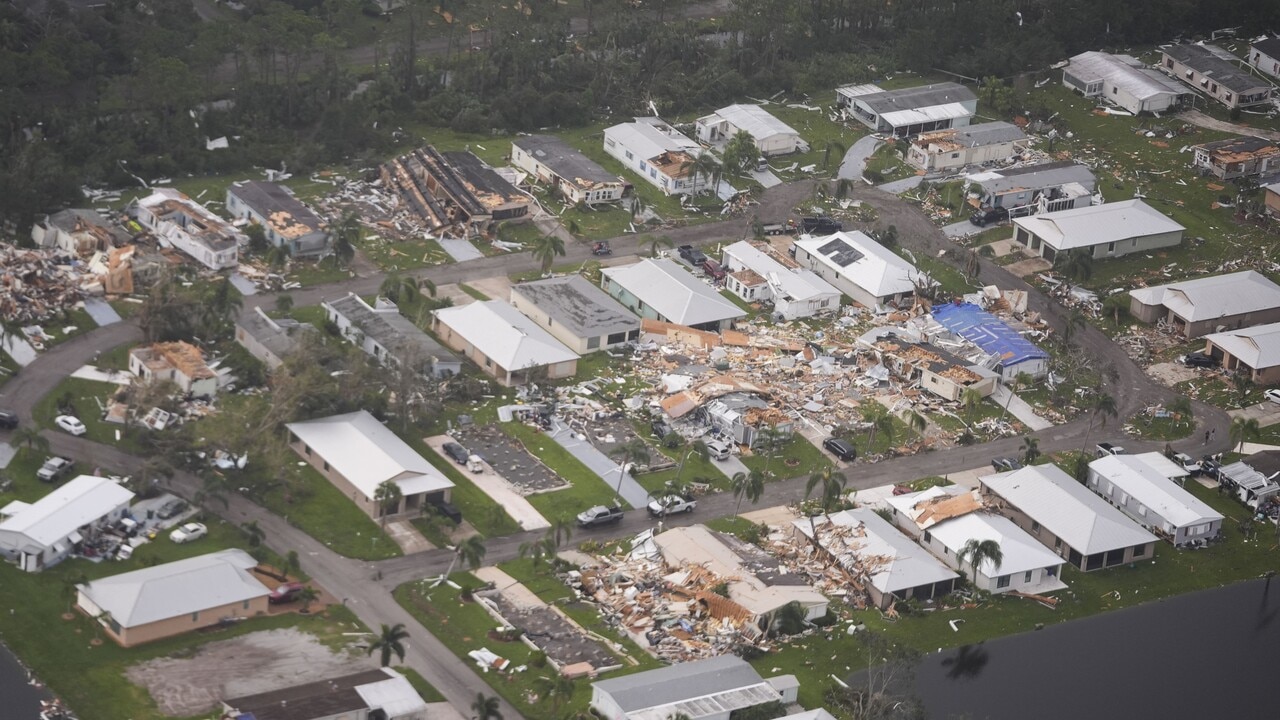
xmin=836 ymin=83 xmax=885 ymax=99
xmin=779 ymin=711 xmax=838 ymax=720
xmin=1129 ymin=271 xmax=1280 ymax=322
xmin=77 ymin=549 xmax=269 ymax=628
xmin=594 ymin=655 xmax=779 ymax=720
xmin=879 ymin=102 xmax=974 ymax=128
xmin=884 ymin=484 xmax=969 ymax=526
xmin=1089 ymin=454 xmax=1224 ymax=528
xmin=354 ymin=669 xmax=430 ymax=717
xmin=981 ymin=465 xmax=1157 ymax=555
xmin=601 ymin=258 xmax=747 ymax=326
xmin=1011 ymin=199 xmax=1184 ymax=251
xmin=1205 ymin=321 xmax=1280 ymax=370
xmin=722 ymin=241 xmax=840 ymax=303
xmin=928 ymin=512 xmax=1065 ymax=577
xmin=0 ymin=476 xmax=133 ymax=549
xmin=794 ymin=231 xmax=918 ymax=299
xmin=434 ymin=300 xmax=578 ymax=369
xmin=794 ymin=508 xmax=959 ymax=595
xmin=700 ymin=104 xmax=799 ymax=142
xmin=604 ymin=117 xmax=700 ymax=163
xmin=1066 ymin=51 xmax=1188 ymax=100
xmin=285 ymin=410 xmax=453 ymax=500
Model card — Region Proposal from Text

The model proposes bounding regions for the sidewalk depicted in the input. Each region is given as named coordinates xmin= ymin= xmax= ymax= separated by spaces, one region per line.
xmin=546 ymin=417 xmax=649 ymax=508
xmin=991 ymin=385 xmax=1054 ymax=431
xmin=423 ymin=435 xmax=551 ymax=531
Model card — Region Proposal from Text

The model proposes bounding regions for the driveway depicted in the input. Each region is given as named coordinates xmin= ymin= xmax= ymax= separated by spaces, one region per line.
xmin=1228 ymin=400 xmax=1280 ymax=428
xmin=837 ymin=136 xmax=883 ymax=180
xmin=546 ymin=417 xmax=649 ymax=508
xmin=1179 ymin=109 xmax=1280 ymax=142
xmin=878 ymin=175 xmax=925 ymax=194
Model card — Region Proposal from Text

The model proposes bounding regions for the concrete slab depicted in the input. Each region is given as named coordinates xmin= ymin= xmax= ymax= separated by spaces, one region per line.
xmin=438 ymin=237 xmax=484 ymax=263
xmin=1238 ymin=442 xmax=1280 ymax=454
xmin=1228 ymin=401 xmax=1280 ymax=428
xmin=72 ymin=365 xmax=135 ymax=385
xmin=748 ymin=168 xmax=782 ymax=189
xmin=424 ymin=435 xmax=551 ymax=531
xmin=426 ymin=703 xmax=467 ymax=720
xmin=986 ymin=238 xmax=1021 ymax=257
xmin=464 ymin=276 xmax=513 ymax=303
xmin=0 ymin=442 xmax=15 ymax=470
xmin=1149 ymin=362 xmax=1200 ymax=388
xmin=878 ymin=175 xmax=924 ymax=194
xmin=473 ymin=566 xmax=541 ymax=609
xmin=838 ymin=135 xmax=883 ymax=180
xmin=83 ymin=298 xmax=123 ymax=325
xmin=942 ymin=220 xmax=977 ymax=239
xmin=991 ymin=385 xmax=1054 ymax=431
xmin=740 ymin=505 xmax=801 ymax=527
xmin=431 ymin=283 xmax=478 ymax=307
xmin=1003 ymin=256 xmax=1054 ymax=278
xmin=228 ymin=273 xmax=259 ymax=296
xmin=2 ymin=334 xmax=37 ymax=366
xmin=384 ymin=518 xmax=434 ymax=554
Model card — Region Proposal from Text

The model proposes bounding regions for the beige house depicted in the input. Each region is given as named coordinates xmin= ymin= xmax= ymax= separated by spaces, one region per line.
xmin=1161 ymin=44 xmax=1273 ymax=109
xmin=1129 ymin=271 xmax=1280 ymax=338
xmin=1204 ymin=322 xmax=1280 ymax=385
xmin=1267 ymin=182 xmax=1280 ymax=219
xmin=433 ymin=300 xmax=579 ymax=386
xmin=906 ymin=122 xmax=1027 ymax=172
xmin=511 ymin=135 xmax=625 ymax=205
xmin=286 ymin=410 xmax=454 ymax=520
xmin=128 ymin=341 xmax=219 ymax=398
xmin=75 ymin=549 xmax=270 ymax=647
xmin=509 ymin=275 xmax=641 ymax=354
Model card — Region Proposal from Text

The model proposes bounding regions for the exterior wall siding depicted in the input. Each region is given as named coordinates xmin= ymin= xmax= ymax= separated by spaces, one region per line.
xmin=100 ymin=596 xmax=271 ymax=647
xmin=1086 ymin=469 xmax=1223 ymax=545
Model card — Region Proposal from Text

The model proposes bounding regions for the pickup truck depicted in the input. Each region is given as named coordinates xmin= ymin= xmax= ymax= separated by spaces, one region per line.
xmin=797 ymin=216 xmax=843 ymax=235
xmin=759 ymin=222 xmax=789 ymax=236
xmin=577 ymin=505 xmax=624 ymax=528
xmin=647 ymin=494 xmax=697 ymax=517
xmin=678 ymin=245 xmax=708 ymax=266
xmin=1096 ymin=443 xmax=1126 ymax=458
xmin=37 ymin=456 xmax=75 ymax=483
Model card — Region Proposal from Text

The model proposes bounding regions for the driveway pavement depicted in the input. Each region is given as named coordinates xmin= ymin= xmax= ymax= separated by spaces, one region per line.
xmin=1228 ymin=400 xmax=1280 ymax=428
xmin=546 ymin=417 xmax=649 ymax=508
xmin=837 ymin=135 xmax=883 ymax=180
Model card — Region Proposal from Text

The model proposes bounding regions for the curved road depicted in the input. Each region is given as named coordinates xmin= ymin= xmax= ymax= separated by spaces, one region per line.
xmin=0 ymin=178 xmax=1237 ymax=719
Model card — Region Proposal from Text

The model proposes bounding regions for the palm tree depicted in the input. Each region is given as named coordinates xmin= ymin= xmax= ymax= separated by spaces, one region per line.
xmin=1231 ymin=416 xmax=1261 ymax=453
xmin=675 ymin=439 xmax=709 ymax=484
xmin=1059 ymin=309 xmax=1088 ymax=349
xmin=688 ymin=153 xmax=723 ymax=196
xmin=471 ymin=693 xmax=502 ymax=720
xmin=332 ymin=211 xmax=361 ymax=267
xmin=1058 ymin=249 xmax=1094 ymax=282
xmin=904 ymin=410 xmax=928 ymax=443
xmin=529 ymin=232 xmax=566 ymax=274
xmin=545 ymin=517 xmax=573 ymax=549
xmin=241 ymin=521 xmax=265 ymax=547
xmin=1020 ymin=435 xmax=1041 ymax=465
xmin=1080 ymin=391 xmax=1117 ymax=456
xmin=10 ymin=426 xmax=49 ymax=455
xmin=445 ymin=535 xmax=487 ymax=575
xmin=862 ymin=403 xmax=895 ymax=450
xmin=380 ymin=273 xmax=419 ymax=305
xmin=608 ymin=439 xmax=650 ymax=495
xmin=266 ymin=245 xmax=290 ymax=271
xmin=730 ymin=470 xmax=765 ymax=514
xmin=804 ymin=467 xmax=848 ymax=536
xmin=961 ymin=387 xmax=984 ymax=422
xmin=958 ymin=538 xmax=1004 ymax=587
xmin=374 ymin=480 xmax=403 ymax=526
xmin=366 ymin=623 xmax=410 ymax=667
xmin=721 ymin=130 xmax=760 ymax=175
xmin=1168 ymin=395 xmax=1193 ymax=419
xmin=519 ymin=537 xmax=557 ymax=570
xmin=539 ymin=674 xmax=576 ymax=715
xmin=646 ymin=234 xmax=674 ymax=258
xmin=755 ymin=426 xmax=790 ymax=477
xmin=1232 ymin=371 xmax=1256 ymax=407
xmin=420 ymin=278 xmax=437 ymax=298
xmin=295 ymin=586 xmax=320 ymax=613
xmin=822 ymin=139 xmax=847 ymax=171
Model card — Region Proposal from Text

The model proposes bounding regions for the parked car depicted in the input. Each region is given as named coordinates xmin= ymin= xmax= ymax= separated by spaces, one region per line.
xmin=577 ymin=505 xmax=624 ymax=528
xmin=759 ymin=222 xmax=789 ymax=236
xmin=705 ymin=439 xmax=732 ymax=461
xmin=702 ymin=258 xmax=727 ymax=282
xmin=1179 ymin=352 xmax=1217 ymax=368
xmin=1171 ymin=452 xmax=1202 ymax=475
xmin=36 ymin=456 xmax=75 ymax=483
xmin=430 ymin=499 xmax=463 ymax=524
xmin=0 ymin=410 xmax=18 ymax=429
xmin=647 ymin=494 xmax=697 ymax=517
xmin=54 ymin=415 xmax=86 ymax=436
xmin=756 ymin=156 xmax=770 ymax=172
xmin=442 ymin=442 xmax=471 ymax=465
xmin=823 ymin=437 xmax=857 ymax=462
xmin=1096 ymin=443 xmax=1126 ymax=457
xmin=969 ymin=207 xmax=1010 ymax=227
xmin=650 ymin=419 xmax=673 ymax=439
xmin=269 ymin=582 xmax=307 ymax=604
xmin=156 ymin=498 xmax=188 ymax=519
xmin=1200 ymin=454 xmax=1224 ymax=480
xmin=798 ymin=216 xmax=843 ymax=235
xmin=169 ymin=522 xmax=207 ymax=543
xmin=678 ymin=245 xmax=708 ymax=266
xmin=991 ymin=457 xmax=1022 ymax=472
xmin=1265 ymin=388 xmax=1280 ymax=404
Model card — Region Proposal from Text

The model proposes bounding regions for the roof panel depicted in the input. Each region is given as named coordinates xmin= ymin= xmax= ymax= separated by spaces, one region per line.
xmin=433 ymin=300 xmax=579 ymax=369
xmin=600 ymin=258 xmax=746 ymax=326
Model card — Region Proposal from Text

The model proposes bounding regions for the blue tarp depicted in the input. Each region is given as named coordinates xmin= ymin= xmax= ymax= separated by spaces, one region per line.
xmin=931 ymin=301 xmax=1047 ymax=367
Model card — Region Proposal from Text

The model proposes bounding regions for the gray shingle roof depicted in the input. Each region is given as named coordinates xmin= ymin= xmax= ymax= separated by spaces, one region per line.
xmin=855 ymin=82 xmax=976 ymax=114
xmin=593 ymin=655 xmax=769 ymax=713
xmin=513 ymin=135 xmax=620 ymax=185
xmin=510 ymin=275 xmax=639 ymax=339
xmin=1164 ymin=44 xmax=1271 ymax=93
xmin=326 ymin=293 xmax=459 ymax=368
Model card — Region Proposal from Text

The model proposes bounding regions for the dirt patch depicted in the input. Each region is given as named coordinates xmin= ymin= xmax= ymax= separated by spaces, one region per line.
xmin=1147 ymin=361 xmax=1199 ymax=388
xmin=125 ymin=628 xmax=371 ymax=717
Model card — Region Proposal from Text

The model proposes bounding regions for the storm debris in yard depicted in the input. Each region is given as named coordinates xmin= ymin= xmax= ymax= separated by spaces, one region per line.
xmin=0 ymin=246 xmax=84 ymax=324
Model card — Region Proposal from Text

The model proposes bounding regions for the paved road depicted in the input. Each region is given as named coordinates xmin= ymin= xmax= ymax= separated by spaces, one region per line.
xmin=1179 ymin=109 xmax=1280 ymax=142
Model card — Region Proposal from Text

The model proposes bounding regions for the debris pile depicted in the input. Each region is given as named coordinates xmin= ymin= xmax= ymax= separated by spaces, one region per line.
xmin=0 ymin=246 xmax=84 ymax=324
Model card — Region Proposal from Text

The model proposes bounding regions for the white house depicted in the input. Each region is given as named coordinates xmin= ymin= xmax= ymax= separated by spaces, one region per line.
xmin=511 ymin=135 xmax=626 ymax=205
xmin=225 ymin=180 xmax=329 ymax=257
xmin=324 ymin=293 xmax=462 ymax=378
xmin=509 ymin=275 xmax=641 ymax=354
xmin=1010 ymin=199 xmax=1184 ymax=263
xmin=1087 ymin=453 xmax=1224 ymax=547
xmin=1061 ymin=51 xmax=1188 ymax=114
xmin=836 ymin=82 xmax=977 ymax=137
xmin=128 ymin=341 xmax=219 ymax=398
xmin=591 ymin=655 xmax=793 ymax=720
xmin=127 ymin=188 xmax=243 ymax=270
xmin=603 ymin=117 xmax=708 ymax=196
xmin=720 ymin=240 xmax=840 ymax=319
xmin=980 ymin=465 xmax=1157 ymax=572
xmin=286 ymin=410 xmax=454 ymax=521
xmin=432 ymin=300 xmax=579 ymax=386
xmin=0 ymin=476 xmax=134 ymax=572
xmin=1128 ymin=271 xmax=1280 ymax=339
xmin=886 ymin=486 xmax=1066 ymax=595
xmin=906 ymin=122 xmax=1028 ymax=172
xmin=1203 ymin=321 xmax=1280 ymax=385
xmin=793 ymin=508 xmax=959 ymax=610
xmin=965 ymin=161 xmax=1098 ymax=214
xmin=694 ymin=104 xmax=806 ymax=156
xmin=223 ymin=668 xmax=428 ymax=720
xmin=1249 ymin=38 xmax=1280 ymax=81
xmin=600 ymin=258 xmax=746 ymax=331
xmin=791 ymin=231 xmax=918 ymax=310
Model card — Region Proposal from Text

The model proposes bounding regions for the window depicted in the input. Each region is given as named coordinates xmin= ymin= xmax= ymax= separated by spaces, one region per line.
xmin=587 ymin=336 xmax=600 ymax=350
xmin=996 ymin=575 xmax=1011 ymax=588
xmin=1031 ymin=521 xmax=1040 ymax=532
xmin=1024 ymin=571 xmax=1033 ymax=583
xmin=1054 ymin=537 xmax=1063 ymax=550
xmin=951 ymin=152 xmax=960 ymax=158
xmin=923 ymin=531 xmax=932 ymax=544
xmin=1225 ymin=92 xmax=1233 ymax=102
xmin=322 ymin=461 xmax=329 ymax=472
xmin=304 ymin=445 xmax=311 ymax=456
xmin=1112 ymin=86 xmax=1118 ymax=95
xmin=243 ymin=600 xmax=251 ymax=610
xmin=1107 ymin=241 xmax=1116 ymax=253
xmin=1137 ymin=504 xmax=1147 ymax=517
xmin=192 ymin=611 xmax=200 ymax=622
xmin=623 ymin=149 xmax=632 ymax=160
xmin=483 ymin=355 xmax=491 ymax=367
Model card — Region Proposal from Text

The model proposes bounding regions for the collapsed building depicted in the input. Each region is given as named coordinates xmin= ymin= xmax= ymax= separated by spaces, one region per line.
xmin=379 ymin=145 xmax=530 ymax=238
xmin=127 ymin=189 xmax=244 ymax=271
xmin=31 ymin=209 xmax=129 ymax=255
xmin=0 ymin=246 xmax=84 ymax=325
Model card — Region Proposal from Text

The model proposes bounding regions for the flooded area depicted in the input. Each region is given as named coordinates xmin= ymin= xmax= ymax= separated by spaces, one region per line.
xmin=0 ymin=642 xmax=53 ymax=720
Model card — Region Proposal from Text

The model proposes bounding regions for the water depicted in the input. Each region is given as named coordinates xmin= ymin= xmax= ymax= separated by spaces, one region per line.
xmin=912 ymin=578 xmax=1280 ymax=719
xmin=0 ymin=641 xmax=52 ymax=720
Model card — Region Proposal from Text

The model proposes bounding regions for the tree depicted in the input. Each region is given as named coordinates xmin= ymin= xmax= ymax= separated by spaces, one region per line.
xmin=539 ymin=674 xmax=576 ymax=715
xmin=731 ymin=470 xmax=765 ymax=514
xmin=961 ymin=387 xmax=984 ymax=421
xmin=804 ymin=467 xmax=848 ymax=536
xmin=1059 ymin=309 xmax=1088 ymax=349
xmin=863 ymin=403 xmax=895 ymax=451
xmin=647 ymin=234 xmax=674 ymax=258
xmin=608 ymin=438 xmax=650 ymax=495
xmin=10 ymin=426 xmax=49 ymax=455
xmin=1058 ymin=249 xmax=1094 ymax=282
xmin=1232 ymin=371 xmax=1256 ymax=407
xmin=958 ymin=538 xmax=1004 ymax=587
xmin=721 ymin=130 xmax=760 ymax=175
xmin=1231 ymin=416 xmax=1260 ymax=453
xmin=367 ymin=623 xmax=410 ymax=667
xmin=471 ymin=693 xmax=502 ymax=720
xmin=529 ymin=231 xmax=566 ymax=274
xmin=381 ymin=273 xmax=420 ymax=305
xmin=1168 ymin=395 xmax=1193 ymax=419
xmin=825 ymin=632 xmax=925 ymax=719
xmin=446 ymin=535 xmax=487 ymax=576
xmin=766 ymin=601 xmax=808 ymax=638
xmin=374 ymin=480 xmax=403 ymax=526
xmin=1080 ymin=391 xmax=1118 ymax=456
xmin=276 ymin=294 xmax=295 ymax=314
xmin=755 ymin=426 xmax=790 ymax=476
xmin=284 ymin=550 xmax=300 ymax=578
xmin=688 ymin=152 xmax=723 ymax=195
xmin=1020 ymin=435 xmax=1041 ymax=465
xmin=245 ymin=223 xmax=269 ymax=255
xmin=904 ymin=410 xmax=928 ymax=443
xmin=332 ymin=211 xmax=361 ymax=268
xmin=674 ymin=439 xmax=709 ymax=484
xmin=822 ymin=139 xmax=847 ymax=171
xmin=241 ymin=521 xmax=265 ymax=548
xmin=295 ymin=586 xmax=320 ymax=613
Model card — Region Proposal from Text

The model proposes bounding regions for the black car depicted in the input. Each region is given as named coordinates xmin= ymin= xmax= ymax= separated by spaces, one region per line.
xmin=822 ymin=437 xmax=857 ymax=462
xmin=431 ymin=499 xmax=463 ymax=524
xmin=651 ymin=419 xmax=672 ymax=439
xmin=157 ymin=498 xmax=188 ymax=519
xmin=442 ymin=442 xmax=471 ymax=464
xmin=678 ymin=244 xmax=708 ymax=266
xmin=991 ymin=457 xmax=1022 ymax=472
xmin=0 ymin=411 xmax=18 ymax=429
xmin=1180 ymin=352 xmax=1217 ymax=368
xmin=969 ymin=207 xmax=1010 ymax=227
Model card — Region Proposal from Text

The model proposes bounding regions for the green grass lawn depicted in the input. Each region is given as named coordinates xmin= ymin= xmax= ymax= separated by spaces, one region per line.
xmin=0 ymin=517 xmax=354 ymax=720
xmin=1125 ymin=410 xmax=1195 ymax=442
xmin=38 ymin=307 xmax=100 ymax=348
xmin=392 ymin=666 xmax=447 ymax=703
xmin=0 ymin=447 xmax=106 ymax=503
xmin=409 ymin=434 xmax=521 ymax=538
xmin=255 ymin=462 xmax=402 ymax=561
xmin=355 ymin=234 xmax=450 ymax=273
xmin=502 ymin=421 xmax=621 ymax=519
xmin=284 ymin=256 xmax=354 ymax=287
xmin=863 ymin=140 xmax=916 ymax=183
xmin=740 ymin=433 xmax=833 ymax=480
xmin=32 ymin=377 xmax=147 ymax=454
xmin=458 ymin=283 xmax=490 ymax=301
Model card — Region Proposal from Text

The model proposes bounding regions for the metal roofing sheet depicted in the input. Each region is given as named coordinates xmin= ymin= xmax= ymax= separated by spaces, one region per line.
xmin=794 ymin=231 xmax=918 ymax=299
xmin=1205 ymin=321 xmax=1280 ymax=369
xmin=0 ymin=476 xmax=133 ymax=549
xmin=1089 ymin=453 xmax=1223 ymax=528
xmin=1128 ymin=271 xmax=1280 ymax=322
xmin=1011 ymin=199 xmax=1184 ymax=251
xmin=1066 ymin=51 xmax=1188 ymax=100
xmin=78 ymin=549 xmax=269 ymax=627
xmin=793 ymin=508 xmax=959 ymax=595
xmin=879 ymin=102 xmax=973 ymax=127
xmin=702 ymin=104 xmax=799 ymax=141
xmin=593 ymin=655 xmax=767 ymax=712
xmin=601 ymin=258 xmax=746 ymax=326
xmin=433 ymin=300 xmax=579 ymax=369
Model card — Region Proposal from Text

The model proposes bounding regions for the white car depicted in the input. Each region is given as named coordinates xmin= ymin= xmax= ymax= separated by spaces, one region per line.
xmin=169 ymin=522 xmax=207 ymax=544
xmin=1265 ymin=389 xmax=1280 ymax=404
xmin=55 ymin=415 xmax=86 ymax=436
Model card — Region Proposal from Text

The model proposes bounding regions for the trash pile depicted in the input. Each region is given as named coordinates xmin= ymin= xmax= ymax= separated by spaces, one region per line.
xmin=0 ymin=246 xmax=83 ymax=323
